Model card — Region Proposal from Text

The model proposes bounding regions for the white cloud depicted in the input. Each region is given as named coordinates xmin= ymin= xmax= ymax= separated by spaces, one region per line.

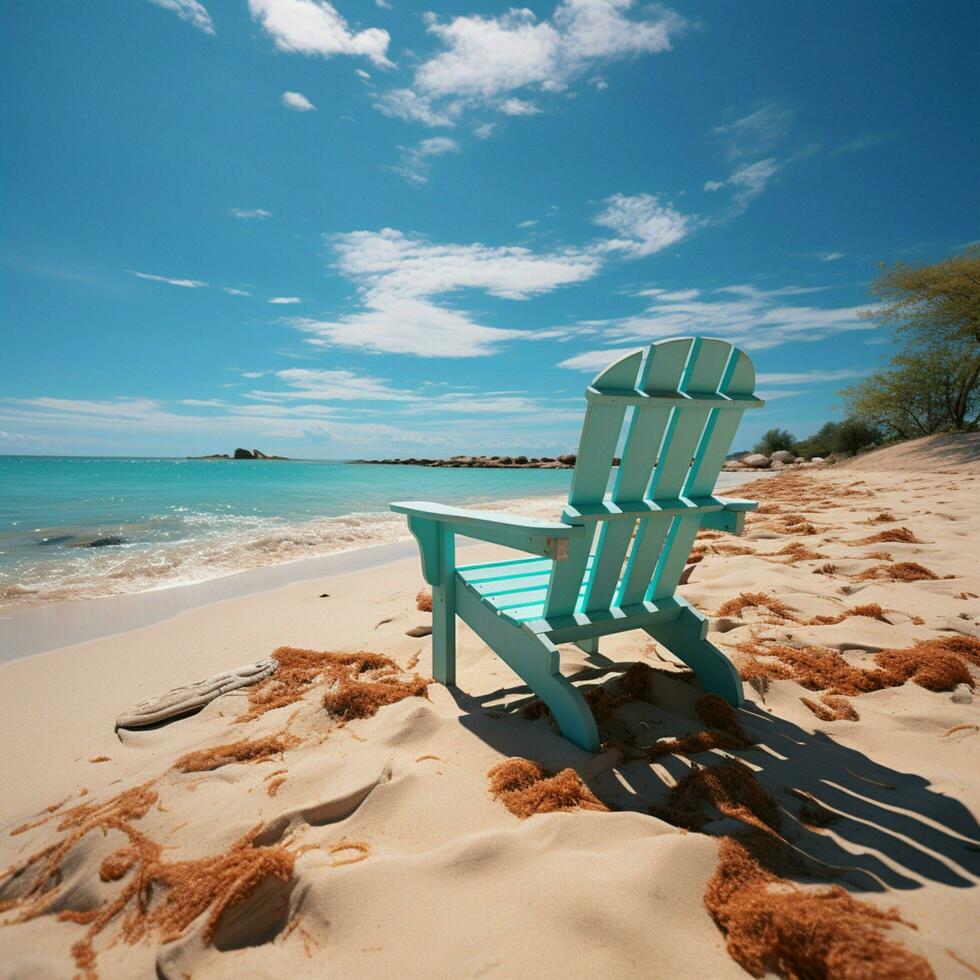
xmin=593 ymin=193 xmax=691 ymax=257
xmin=499 ymin=97 xmax=541 ymax=116
xmin=373 ymin=88 xmax=457 ymax=127
xmin=228 ymin=207 xmax=272 ymax=219
xmin=518 ymin=219 xmax=539 ymax=228
xmin=281 ymin=90 xmax=316 ymax=112
xmin=375 ymin=0 xmax=391 ymax=8
xmin=250 ymin=0 xmax=392 ymax=67
xmin=376 ymin=1 xmax=685 ymax=126
xmin=130 ymin=270 xmax=208 ymax=288
xmin=556 ymin=347 xmax=641 ymax=372
xmin=704 ymin=158 xmax=780 ymax=216
xmin=473 ymin=122 xmax=496 ymax=140
xmin=270 ymin=296 xmax=303 ymax=304
xmin=222 ymin=287 xmax=252 ymax=296
xmin=293 ymin=227 xmax=601 ymax=357
xmin=756 ymin=368 xmax=868 ymax=385
xmin=147 ymin=0 xmax=215 ymax=35
xmin=559 ymin=284 xmax=876 ymax=363
xmin=711 ymin=103 xmax=793 ymax=161
xmin=268 ymin=367 xmax=417 ymax=401
xmin=390 ymin=136 xmax=460 ymax=185
xmin=355 ymin=68 xmax=371 ymax=79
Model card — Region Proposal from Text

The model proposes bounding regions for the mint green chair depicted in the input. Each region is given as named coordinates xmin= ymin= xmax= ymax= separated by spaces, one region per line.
xmin=391 ymin=338 xmax=764 ymax=751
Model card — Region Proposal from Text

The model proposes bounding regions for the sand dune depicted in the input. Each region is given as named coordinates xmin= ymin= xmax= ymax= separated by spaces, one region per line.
xmin=1 ymin=461 xmax=978 ymax=978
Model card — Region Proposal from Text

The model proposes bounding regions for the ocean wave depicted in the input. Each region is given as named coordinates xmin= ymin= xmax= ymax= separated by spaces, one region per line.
xmin=0 ymin=495 xmax=566 ymax=609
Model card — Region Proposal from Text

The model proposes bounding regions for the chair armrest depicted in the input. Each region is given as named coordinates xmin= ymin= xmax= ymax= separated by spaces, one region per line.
xmin=390 ymin=501 xmax=582 ymax=585
xmin=700 ymin=497 xmax=757 ymax=535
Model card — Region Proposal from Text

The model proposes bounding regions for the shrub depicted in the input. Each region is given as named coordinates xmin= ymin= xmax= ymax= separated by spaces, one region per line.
xmin=752 ymin=428 xmax=797 ymax=456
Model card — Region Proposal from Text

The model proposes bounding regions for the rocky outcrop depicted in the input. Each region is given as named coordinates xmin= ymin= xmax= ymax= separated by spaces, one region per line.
xmin=352 ymin=454 xmax=582 ymax=469
xmin=722 ymin=451 xmax=829 ymax=472
xmin=188 ymin=449 xmax=289 ymax=460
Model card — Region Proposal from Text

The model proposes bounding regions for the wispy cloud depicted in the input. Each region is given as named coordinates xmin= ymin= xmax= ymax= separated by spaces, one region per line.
xmin=222 ymin=287 xmax=252 ymax=297
xmin=147 ymin=0 xmax=215 ymax=35
xmin=711 ymin=102 xmax=793 ymax=161
xmin=292 ymin=227 xmax=601 ymax=357
xmin=390 ymin=136 xmax=460 ymax=185
xmin=558 ymin=283 xmax=876 ymax=368
xmin=593 ymin=193 xmax=691 ymax=257
xmin=228 ymin=207 xmax=272 ymax=219
xmin=756 ymin=368 xmax=869 ymax=385
xmin=373 ymin=0 xmax=686 ymax=127
xmin=250 ymin=0 xmax=392 ymax=67
xmin=281 ymin=90 xmax=316 ymax=112
xmin=831 ymin=133 xmax=889 ymax=156
xmin=130 ymin=270 xmax=208 ymax=288
xmin=269 ymin=296 xmax=302 ymax=304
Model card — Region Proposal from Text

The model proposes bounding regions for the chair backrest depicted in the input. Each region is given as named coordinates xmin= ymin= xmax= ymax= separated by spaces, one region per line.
xmin=542 ymin=337 xmax=761 ymax=618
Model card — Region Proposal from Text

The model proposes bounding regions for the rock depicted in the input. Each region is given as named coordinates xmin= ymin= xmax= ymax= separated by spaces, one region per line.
xmin=952 ymin=684 xmax=973 ymax=704
xmin=39 ymin=535 xmax=75 ymax=547
xmin=557 ymin=454 xmax=577 ymax=465
xmin=811 ymin=456 xmax=825 ymax=464
xmin=233 ymin=448 xmax=255 ymax=459
xmin=742 ymin=453 xmax=771 ymax=469
xmin=87 ymin=536 xmax=125 ymax=548
xmin=794 ymin=457 xmax=805 ymax=464
xmin=406 ymin=625 xmax=433 ymax=638
xmin=771 ymin=450 xmax=795 ymax=464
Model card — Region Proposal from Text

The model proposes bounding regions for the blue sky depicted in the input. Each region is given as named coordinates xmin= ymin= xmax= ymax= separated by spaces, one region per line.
xmin=1 ymin=0 xmax=977 ymax=458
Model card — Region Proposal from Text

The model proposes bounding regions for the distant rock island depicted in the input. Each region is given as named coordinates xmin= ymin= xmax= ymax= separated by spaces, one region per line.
xmin=188 ymin=448 xmax=290 ymax=460
xmin=352 ymin=454 xmax=581 ymax=469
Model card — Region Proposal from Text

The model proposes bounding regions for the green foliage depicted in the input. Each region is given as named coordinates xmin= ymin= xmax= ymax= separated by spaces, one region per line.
xmin=864 ymin=244 xmax=980 ymax=347
xmin=752 ymin=427 xmax=797 ymax=456
xmin=844 ymin=339 xmax=980 ymax=439
xmin=796 ymin=419 xmax=883 ymax=459
xmin=845 ymin=248 xmax=980 ymax=439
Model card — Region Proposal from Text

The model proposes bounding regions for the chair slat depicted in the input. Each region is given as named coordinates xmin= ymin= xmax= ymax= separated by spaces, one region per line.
xmin=544 ymin=349 xmax=643 ymax=617
xmin=648 ymin=344 xmax=750 ymax=600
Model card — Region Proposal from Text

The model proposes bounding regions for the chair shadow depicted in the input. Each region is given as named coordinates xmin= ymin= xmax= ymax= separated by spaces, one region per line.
xmin=447 ymin=664 xmax=980 ymax=895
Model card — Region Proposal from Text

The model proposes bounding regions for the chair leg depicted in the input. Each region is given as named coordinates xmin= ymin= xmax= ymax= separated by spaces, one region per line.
xmin=431 ymin=527 xmax=456 ymax=685
xmin=574 ymin=637 xmax=599 ymax=656
xmin=455 ymin=583 xmax=599 ymax=752
xmin=646 ymin=604 xmax=744 ymax=706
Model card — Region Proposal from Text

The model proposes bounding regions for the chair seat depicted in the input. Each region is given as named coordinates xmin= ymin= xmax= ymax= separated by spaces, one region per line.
xmin=457 ymin=555 xmax=596 ymax=623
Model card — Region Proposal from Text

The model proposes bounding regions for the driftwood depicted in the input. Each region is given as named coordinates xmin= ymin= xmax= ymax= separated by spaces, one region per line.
xmin=115 ymin=659 xmax=276 ymax=729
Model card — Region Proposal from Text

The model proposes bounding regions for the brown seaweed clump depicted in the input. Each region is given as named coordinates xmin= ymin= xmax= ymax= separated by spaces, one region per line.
xmin=807 ymin=602 xmax=889 ymax=626
xmin=653 ymin=762 xmax=781 ymax=833
xmin=733 ymin=636 xmax=975 ymax=703
xmin=705 ymin=835 xmax=934 ymax=979
xmin=855 ymin=526 xmax=921 ymax=545
xmin=0 ymin=784 xmax=296 ymax=979
xmin=649 ymin=694 xmax=755 ymax=760
xmin=716 ymin=592 xmax=797 ymax=622
xmin=174 ymin=733 xmax=299 ymax=773
xmin=239 ymin=647 xmax=429 ymax=723
xmin=487 ymin=758 xmax=608 ymax=819
xmin=323 ymin=673 xmax=430 ymax=721
xmin=800 ymin=695 xmax=861 ymax=722
xmin=415 ymin=589 xmax=433 ymax=612
xmin=855 ymin=562 xmax=939 ymax=582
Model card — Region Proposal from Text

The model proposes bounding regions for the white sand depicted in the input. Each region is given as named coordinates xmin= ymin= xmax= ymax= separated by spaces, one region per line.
xmin=1 ymin=445 xmax=978 ymax=978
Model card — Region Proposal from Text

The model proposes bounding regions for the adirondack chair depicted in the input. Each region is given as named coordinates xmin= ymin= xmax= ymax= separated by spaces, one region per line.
xmin=391 ymin=337 xmax=764 ymax=751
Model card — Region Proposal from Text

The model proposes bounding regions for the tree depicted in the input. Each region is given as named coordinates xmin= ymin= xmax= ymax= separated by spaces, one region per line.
xmin=753 ymin=427 xmax=796 ymax=456
xmin=795 ymin=419 xmax=883 ymax=458
xmin=849 ymin=247 xmax=980 ymax=438
xmin=844 ymin=338 xmax=980 ymax=438
xmin=865 ymin=244 xmax=980 ymax=346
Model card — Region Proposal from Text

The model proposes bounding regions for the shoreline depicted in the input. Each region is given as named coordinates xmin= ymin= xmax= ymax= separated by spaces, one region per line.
xmin=0 ymin=473 xmax=766 ymax=663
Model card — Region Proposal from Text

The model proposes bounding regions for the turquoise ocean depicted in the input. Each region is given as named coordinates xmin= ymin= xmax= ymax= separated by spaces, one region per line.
xmin=0 ymin=456 xmax=575 ymax=607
